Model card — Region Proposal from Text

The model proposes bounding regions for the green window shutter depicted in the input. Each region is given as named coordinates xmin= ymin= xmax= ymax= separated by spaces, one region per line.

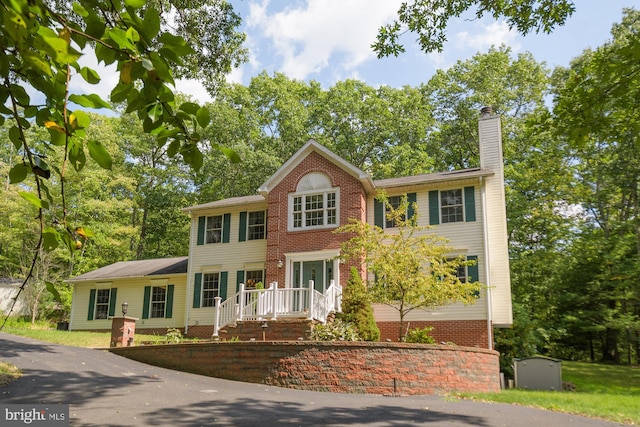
xmin=407 ymin=192 xmax=417 ymax=222
xmin=239 ymin=211 xmax=247 ymax=242
xmin=108 ymin=288 xmax=118 ymax=317
xmin=374 ymin=199 xmax=384 ymax=228
xmin=165 ymin=285 xmax=174 ymax=319
xmin=220 ymin=271 xmax=228 ymax=300
xmin=464 ymin=186 xmax=476 ymax=222
xmin=142 ymin=286 xmax=151 ymax=319
xmin=429 ymin=190 xmax=440 ymax=225
xmin=236 ymin=270 xmax=245 ymax=292
xmin=193 ymin=273 xmax=202 ymax=308
xmin=467 ymin=255 xmax=480 ymax=298
xmin=222 ymin=213 xmax=231 ymax=243
xmin=197 ymin=216 xmax=206 ymax=245
xmin=87 ymin=289 xmax=96 ymax=321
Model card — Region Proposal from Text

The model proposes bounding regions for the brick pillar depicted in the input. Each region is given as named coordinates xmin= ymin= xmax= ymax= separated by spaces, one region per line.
xmin=110 ymin=316 xmax=138 ymax=347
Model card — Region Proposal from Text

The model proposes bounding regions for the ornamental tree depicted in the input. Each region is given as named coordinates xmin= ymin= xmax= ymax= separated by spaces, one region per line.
xmin=338 ymin=193 xmax=481 ymax=341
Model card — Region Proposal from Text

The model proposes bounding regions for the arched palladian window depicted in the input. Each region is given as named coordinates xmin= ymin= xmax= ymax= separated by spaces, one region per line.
xmin=288 ymin=172 xmax=340 ymax=231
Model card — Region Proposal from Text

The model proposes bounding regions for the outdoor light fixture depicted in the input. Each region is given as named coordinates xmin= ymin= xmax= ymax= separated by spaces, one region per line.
xmin=277 ymin=260 xmax=283 ymax=268
xmin=121 ymin=301 xmax=128 ymax=316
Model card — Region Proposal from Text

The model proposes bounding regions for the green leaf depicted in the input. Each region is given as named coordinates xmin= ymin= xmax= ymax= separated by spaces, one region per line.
xmin=9 ymin=125 xmax=22 ymax=150
xmin=110 ymin=83 xmax=134 ymax=103
xmin=9 ymin=163 xmax=28 ymax=183
xmin=45 ymin=281 xmax=62 ymax=302
xmin=196 ymin=107 xmax=210 ymax=128
xmin=79 ymin=66 xmax=101 ymax=84
xmin=42 ymin=228 xmax=60 ymax=251
xmin=158 ymin=33 xmax=196 ymax=57
xmin=147 ymin=102 xmax=163 ymax=122
xmin=125 ymin=0 xmax=146 ymax=8
xmin=68 ymin=140 xmax=87 ymax=171
xmin=69 ymin=93 xmax=111 ymax=109
xmin=87 ymin=140 xmax=113 ymax=170
xmin=215 ymin=144 xmax=241 ymax=163
xmin=18 ymin=191 xmax=49 ymax=209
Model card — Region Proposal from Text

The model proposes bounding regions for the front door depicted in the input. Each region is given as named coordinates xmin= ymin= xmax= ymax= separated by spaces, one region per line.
xmin=302 ymin=260 xmax=324 ymax=293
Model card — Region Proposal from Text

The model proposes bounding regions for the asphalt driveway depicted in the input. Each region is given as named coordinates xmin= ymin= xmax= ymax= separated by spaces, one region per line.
xmin=0 ymin=333 xmax=628 ymax=426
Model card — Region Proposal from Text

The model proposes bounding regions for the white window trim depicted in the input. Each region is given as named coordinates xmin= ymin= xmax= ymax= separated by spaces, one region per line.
xmin=288 ymin=187 xmax=340 ymax=232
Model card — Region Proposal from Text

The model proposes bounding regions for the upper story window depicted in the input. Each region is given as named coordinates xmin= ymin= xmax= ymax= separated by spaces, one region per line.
xmin=289 ymin=172 xmax=340 ymax=231
xmin=197 ymin=214 xmax=230 ymax=245
xmin=206 ymin=215 xmax=222 ymax=243
xmin=440 ymin=189 xmax=463 ymax=223
xmin=385 ymin=195 xmax=403 ymax=228
xmin=374 ymin=193 xmax=416 ymax=229
xmin=248 ymin=211 xmax=265 ymax=240
xmin=429 ymin=187 xmax=476 ymax=225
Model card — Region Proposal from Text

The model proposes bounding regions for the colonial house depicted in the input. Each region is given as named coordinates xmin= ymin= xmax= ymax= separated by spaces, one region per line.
xmin=68 ymin=108 xmax=512 ymax=349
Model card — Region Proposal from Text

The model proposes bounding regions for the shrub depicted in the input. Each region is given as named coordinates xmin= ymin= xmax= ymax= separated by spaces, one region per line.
xmin=337 ymin=267 xmax=380 ymax=341
xmin=405 ymin=326 xmax=436 ymax=344
xmin=311 ymin=319 xmax=361 ymax=341
xmin=165 ymin=328 xmax=183 ymax=343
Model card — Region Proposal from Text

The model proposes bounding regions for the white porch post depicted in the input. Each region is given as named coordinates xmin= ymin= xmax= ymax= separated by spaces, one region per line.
xmin=238 ymin=283 xmax=245 ymax=321
xmin=213 ymin=296 xmax=222 ymax=337
xmin=307 ymin=280 xmax=314 ymax=319
xmin=270 ymin=281 xmax=278 ymax=319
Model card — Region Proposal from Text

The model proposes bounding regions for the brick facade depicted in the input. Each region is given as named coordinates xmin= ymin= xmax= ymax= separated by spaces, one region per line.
xmin=265 ymin=151 xmax=367 ymax=286
xmin=377 ymin=320 xmax=491 ymax=348
xmin=110 ymin=341 xmax=500 ymax=395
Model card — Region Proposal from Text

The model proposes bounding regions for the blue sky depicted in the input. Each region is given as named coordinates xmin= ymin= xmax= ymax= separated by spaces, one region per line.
xmin=173 ymin=0 xmax=638 ymax=102
xmin=72 ymin=1 xmax=639 ymax=104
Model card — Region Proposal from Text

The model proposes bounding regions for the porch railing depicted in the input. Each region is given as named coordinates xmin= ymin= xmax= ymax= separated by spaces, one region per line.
xmin=212 ymin=280 xmax=342 ymax=337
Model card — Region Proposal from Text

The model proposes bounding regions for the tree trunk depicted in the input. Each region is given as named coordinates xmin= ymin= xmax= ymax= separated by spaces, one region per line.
xmin=601 ymin=328 xmax=620 ymax=363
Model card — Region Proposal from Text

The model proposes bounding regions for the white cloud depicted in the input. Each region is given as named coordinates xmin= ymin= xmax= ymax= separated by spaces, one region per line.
xmin=246 ymin=0 xmax=402 ymax=81
xmin=455 ymin=21 xmax=520 ymax=51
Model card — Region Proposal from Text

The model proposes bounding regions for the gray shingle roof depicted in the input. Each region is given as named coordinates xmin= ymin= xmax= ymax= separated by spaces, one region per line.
xmin=67 ymin=257 xmax=188 ymax=282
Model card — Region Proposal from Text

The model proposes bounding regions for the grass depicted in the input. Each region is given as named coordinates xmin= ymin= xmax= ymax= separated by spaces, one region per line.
xmin=0 ymin=318 xmax=184 ymax=347
xmin=458 ymin=361 xmax=640 ymax=426
xmin=2 ymin=320 xmax=638 ymax=425
xmin=0 ymin=361 xmax=22 ymax=387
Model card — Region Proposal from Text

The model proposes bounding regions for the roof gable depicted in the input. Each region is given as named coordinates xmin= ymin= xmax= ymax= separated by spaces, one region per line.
xmin=258 ymin=140 xmax=374 ymax=196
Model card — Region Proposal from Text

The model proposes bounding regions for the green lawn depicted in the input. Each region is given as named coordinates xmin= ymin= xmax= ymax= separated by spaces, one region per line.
xmin=1 ymin=321 xmax=638 ymax=425
xmin=459 ymin=361 xmax=640 ymax=426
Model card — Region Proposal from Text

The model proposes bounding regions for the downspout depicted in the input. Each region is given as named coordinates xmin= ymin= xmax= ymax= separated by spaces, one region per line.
xmin=184 ymin=211 xmax=194 ymax=335
xmin=480 ymin=176 xmax=494 ymax=350
xmin=69 ymin=285 xmax=76 ymax=331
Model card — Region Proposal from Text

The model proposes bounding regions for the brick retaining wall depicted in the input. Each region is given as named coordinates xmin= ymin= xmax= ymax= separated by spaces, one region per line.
xmin=110 ymin=341 xmax=500 ymax=395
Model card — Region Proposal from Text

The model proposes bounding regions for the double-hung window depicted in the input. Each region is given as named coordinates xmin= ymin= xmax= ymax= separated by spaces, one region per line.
xmin=291 ymin=191 xmax=338 ymax=229
xmin=150 ymin=286 xmax=167 ymax=318
xmin=248 ymin=211 xmax=265 ymax=240
xmin=205 ymin=215 xmax=223 ymax=243
xmin=289 ymin=172 xmax=339 ymax=231
xmin=429 ymin=187 xmax=476 ymax=225
xmin=95 ymin=289 xmax=111 ymax=319
xmin=202 ymin=273 xmax=220 ymax=307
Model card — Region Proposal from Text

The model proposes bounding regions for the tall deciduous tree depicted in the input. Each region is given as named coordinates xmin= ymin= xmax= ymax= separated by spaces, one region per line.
xmin=551 ymin=8 xmax=640 ymax=362
xmin=0 ymin=0 xmax=244 ymax=325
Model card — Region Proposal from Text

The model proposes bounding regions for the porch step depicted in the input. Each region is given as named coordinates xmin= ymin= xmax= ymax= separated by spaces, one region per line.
xmin=216 ymin=319 xmax=314 ymax=342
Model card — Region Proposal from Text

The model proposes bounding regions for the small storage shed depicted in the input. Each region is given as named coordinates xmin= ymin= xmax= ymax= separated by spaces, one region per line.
xmin=513 ymin=356 xmax=563 ymax=391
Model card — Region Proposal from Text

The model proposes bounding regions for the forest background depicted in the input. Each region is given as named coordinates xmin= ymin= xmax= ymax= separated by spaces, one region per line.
xmin=1 ymin=2 xmax=639 ymax=369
